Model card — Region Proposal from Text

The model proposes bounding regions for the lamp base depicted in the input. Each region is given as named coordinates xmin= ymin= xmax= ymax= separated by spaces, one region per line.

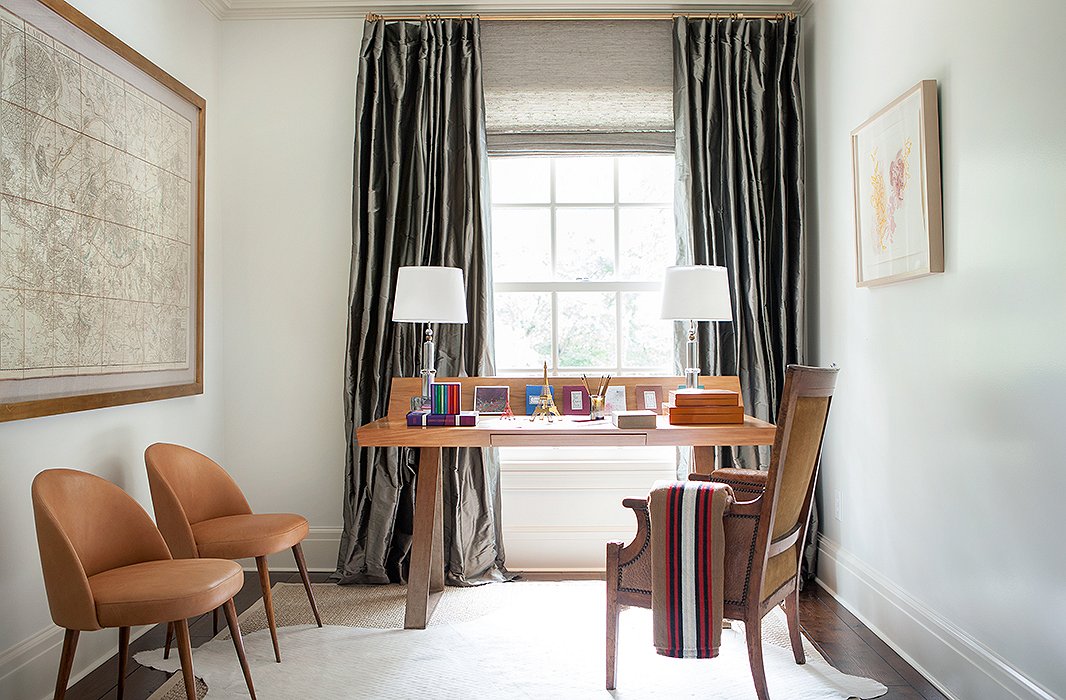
xmin=683 ymin=320 xmax=701 ymax=389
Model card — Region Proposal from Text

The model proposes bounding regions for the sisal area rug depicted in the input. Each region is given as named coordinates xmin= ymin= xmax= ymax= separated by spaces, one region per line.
xmin=136 ymin=581 xmax=887 ymax=699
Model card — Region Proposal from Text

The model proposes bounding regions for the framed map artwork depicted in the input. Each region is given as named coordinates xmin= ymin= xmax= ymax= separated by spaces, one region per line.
xmin=0 ymin=0 xmax=204 ymax=421
xmin=851 ymin=80 xmax=943 ymax=287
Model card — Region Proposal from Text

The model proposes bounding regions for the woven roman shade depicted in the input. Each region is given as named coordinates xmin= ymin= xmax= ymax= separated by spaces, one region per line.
xmin=480 ymin=20 xmax=673 ymax=153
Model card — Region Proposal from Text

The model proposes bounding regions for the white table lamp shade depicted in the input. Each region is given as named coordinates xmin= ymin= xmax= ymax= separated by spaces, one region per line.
xmin=660 ymin=265 xmax=733 ymax=321
xmin=392 ymin=266 xmax=468 ymax=324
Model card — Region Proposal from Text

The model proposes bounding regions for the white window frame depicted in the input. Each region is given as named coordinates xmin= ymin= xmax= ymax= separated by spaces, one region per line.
xmin=491 ymin=155 xmax=674 ymax=377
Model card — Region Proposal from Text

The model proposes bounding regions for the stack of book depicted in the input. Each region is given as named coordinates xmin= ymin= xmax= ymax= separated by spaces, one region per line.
xmin=407 ymin=382 xmax=477 ymax=427
xmin=431 ymin=382 xmax=461 ymax=415
xmin=665 ymin=389 xmax=743 ymax=425
xmin=407 ymin=410 xmax=478 ymax=427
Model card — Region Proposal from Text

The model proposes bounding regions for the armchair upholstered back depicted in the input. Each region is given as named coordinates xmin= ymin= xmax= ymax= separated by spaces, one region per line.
xmin=755 ymin=366 xmax=838 ymax=598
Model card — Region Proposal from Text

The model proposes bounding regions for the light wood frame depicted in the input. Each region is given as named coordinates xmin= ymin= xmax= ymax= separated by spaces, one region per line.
xmin=851 ymin=80 xmax=943 ymax=287
xmin=0 ymin=0 xmax=206 ymax=422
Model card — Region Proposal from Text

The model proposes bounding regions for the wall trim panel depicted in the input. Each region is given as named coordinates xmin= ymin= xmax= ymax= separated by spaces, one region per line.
xmin=817 ymin=536 xmax=1059 ymax=700
xmin=0 ymin=623 xmax=151 ymax=700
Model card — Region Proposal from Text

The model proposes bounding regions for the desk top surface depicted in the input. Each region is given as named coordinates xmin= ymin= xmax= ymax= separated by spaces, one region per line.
xmin=356 ymin=414 xmax=776 ymax=448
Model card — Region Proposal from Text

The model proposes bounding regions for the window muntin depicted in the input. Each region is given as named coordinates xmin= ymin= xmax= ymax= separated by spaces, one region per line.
xmin=490 ymin=154 xmax=676 ymax=375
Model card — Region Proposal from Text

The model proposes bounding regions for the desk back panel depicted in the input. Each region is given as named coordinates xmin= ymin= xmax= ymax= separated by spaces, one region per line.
xmin=386 ymin=376 xmax=742 ymax=421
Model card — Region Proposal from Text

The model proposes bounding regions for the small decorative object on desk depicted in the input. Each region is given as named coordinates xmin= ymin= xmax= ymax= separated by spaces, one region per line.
xmin=430 ymin=382 xmax=461 ymax=415
xmin=561 ymin=385 xmax=591 ymax=415
xmin=669 ymin=388 xmax=740 ymax=407
xmin=407 ymin=410 xmax=479 ymax=427
xmin=529 ymin=362 xmax=562 ymax=422
xmin=612 ymin=410 xmax=657 ymax=429
xmin=589 ymin=395 xmax=606 ymax=420
xmin=604 ymin=385 xmax=627 ymax=416
xmin=635 ymin=385 xmax=665 ymax=414
xmin=665 ymin=388 xmax=743 ymax=425
xmin=473 ymin=385 xmax=509 ymax=414
xmin=524 ymin=384 xmax=554 ymax=415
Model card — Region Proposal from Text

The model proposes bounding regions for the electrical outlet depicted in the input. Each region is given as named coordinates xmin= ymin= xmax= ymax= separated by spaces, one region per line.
xmin=834 ymin=490 xmax=843 ymax=521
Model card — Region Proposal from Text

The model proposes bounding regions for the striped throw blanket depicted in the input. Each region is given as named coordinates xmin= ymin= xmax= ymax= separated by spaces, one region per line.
xmin=650 ymin=480 xmax=734 ymax=659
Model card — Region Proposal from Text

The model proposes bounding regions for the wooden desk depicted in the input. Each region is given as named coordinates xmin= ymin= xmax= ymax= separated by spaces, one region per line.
xmin=355 ymin=376 xmax=776 ymax=629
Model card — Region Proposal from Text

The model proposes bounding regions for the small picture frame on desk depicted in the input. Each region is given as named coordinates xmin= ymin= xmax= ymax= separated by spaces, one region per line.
xmin=603 ymin=386 xmax=627 ymax=416
xmin=634 ymin=385 xmax=664 ymax=414
xmin=561 ymin=385 xmax=591 ymax=415
xmin=525 ymin=385 xmax=555 ymax=415
xmin=473 ymin=385 xmax=509 ymax=415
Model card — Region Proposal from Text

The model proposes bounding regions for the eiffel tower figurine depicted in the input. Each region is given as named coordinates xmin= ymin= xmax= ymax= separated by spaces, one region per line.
xmin=530 ymin=361 xmax=562 ymax=422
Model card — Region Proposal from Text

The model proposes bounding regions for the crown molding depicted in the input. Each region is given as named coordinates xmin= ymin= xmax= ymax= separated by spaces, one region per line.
xmin=198 ymin=0 xmax=230 ymax=19
xmin=199 ymin=0 xmax=810 ymax=21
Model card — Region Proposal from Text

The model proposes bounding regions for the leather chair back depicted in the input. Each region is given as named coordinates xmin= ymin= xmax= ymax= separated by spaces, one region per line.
xmin=145 ymin=443 xmax=252 ymax=559
xmin=32 ymin=469 xmax=172 ymax=631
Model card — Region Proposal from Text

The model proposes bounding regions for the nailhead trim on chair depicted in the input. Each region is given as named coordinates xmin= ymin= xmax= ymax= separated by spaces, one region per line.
xmin=615 ymin=492 xmax=763 ymax=603
xmin=725 ymin=513 xmax=760 ymax=606
xmin=618 ymin=506 xmax=652 ymax=596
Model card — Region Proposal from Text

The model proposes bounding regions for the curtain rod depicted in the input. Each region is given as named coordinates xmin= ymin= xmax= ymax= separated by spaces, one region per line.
xmin=365 ymin=11 xmax=796 ymax=22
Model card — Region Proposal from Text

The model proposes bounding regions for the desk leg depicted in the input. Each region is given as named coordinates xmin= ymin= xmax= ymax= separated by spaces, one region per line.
xmin=405 ymin=447 xmax=445 ymax=629
xmin=693 ymin=446 xmax=716 ymax=475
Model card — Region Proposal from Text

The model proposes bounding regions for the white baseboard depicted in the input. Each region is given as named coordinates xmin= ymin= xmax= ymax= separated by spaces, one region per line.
xmin=817 ymin=536 xmax=1059 ymax=700
xmin=0 ymin=622 xmax=151 ymax=700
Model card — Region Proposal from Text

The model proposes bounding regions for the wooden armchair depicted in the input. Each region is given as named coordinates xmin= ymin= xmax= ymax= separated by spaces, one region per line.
xmin=606 ymin=365 xmax=838 ymax=700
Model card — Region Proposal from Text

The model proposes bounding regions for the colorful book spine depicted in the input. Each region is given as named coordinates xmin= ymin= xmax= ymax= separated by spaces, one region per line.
xmin=430 ymin=382 xmax=461 ymax=415
xmin=407 ymin=411 xmax=478 ymax=427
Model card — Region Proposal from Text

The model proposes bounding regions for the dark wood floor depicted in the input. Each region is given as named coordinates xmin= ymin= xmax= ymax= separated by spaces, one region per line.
xmin=65 ymin=573 xmax=946 ymax=700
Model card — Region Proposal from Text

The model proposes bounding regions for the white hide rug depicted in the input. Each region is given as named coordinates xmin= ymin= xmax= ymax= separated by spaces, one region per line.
xmin=136 ymin=581 xmax=887 ymax=699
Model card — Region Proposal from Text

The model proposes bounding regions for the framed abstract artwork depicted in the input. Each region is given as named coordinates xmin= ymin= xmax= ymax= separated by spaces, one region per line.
xmin=851 ymin=80 xmax=943 ymax=287
xmin=473 ymin=385 xmax=508 ymax=414
xmin=0 ymin=0 xmax=205 ymax=421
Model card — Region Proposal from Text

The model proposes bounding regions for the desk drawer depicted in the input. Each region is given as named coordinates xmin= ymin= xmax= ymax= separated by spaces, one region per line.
xmin=489 ymin=433 xmax=647 ymax=447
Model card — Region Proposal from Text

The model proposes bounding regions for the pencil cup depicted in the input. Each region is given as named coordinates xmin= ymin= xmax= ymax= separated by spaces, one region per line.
xmin=590 ymin=395 xmax=605 ymax=420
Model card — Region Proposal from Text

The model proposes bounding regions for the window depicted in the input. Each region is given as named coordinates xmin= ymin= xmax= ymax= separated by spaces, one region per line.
xmin=489 ymin=154 xmax=677 ymax=375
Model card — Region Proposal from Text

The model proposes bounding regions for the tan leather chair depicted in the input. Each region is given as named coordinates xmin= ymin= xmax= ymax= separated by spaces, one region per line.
xmin=145 ymin=443 xmax=322 ymax=664
xmin=606 ymin=365 xmax=838 ymax=700
xmin=32 ymin=469 xmax=256 ymax=700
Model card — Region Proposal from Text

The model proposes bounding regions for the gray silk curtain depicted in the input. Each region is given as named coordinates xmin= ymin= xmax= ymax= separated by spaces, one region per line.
xmin=673 ymin=18 xmax=813 ymax=575
xmin=336 ymin=18 xmax=509 ymax=587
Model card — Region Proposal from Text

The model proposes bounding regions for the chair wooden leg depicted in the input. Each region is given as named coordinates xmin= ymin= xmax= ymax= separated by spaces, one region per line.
xmin=784 ymin=588 xmax=806 ymax=664
xmin=53 ymin=629 xmax=79 ymax=700
xmin=223 ymin=598 xmax=257 ymax=699
xmin=213 ymin=607 xmax=219 ymax=636
xmin=605 ymin=542 xmax=620 ymax=690
xmin=117 ymin=627 xmax=130 ymax=700
xmin=163 ymin=622 xmax=174 ymax=659
xmin=255 ymin=556 xmax=282 ymax=662
xmin=292 ymin=543 xmax=322 ymax=627
xmin=173 ymin=620 xmax=197 ymax=700
xmin=745 ymin=614 xmax=770 ymax=700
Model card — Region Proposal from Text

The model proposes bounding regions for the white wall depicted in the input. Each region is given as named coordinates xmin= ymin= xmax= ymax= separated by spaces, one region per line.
xmin=0 ymin=1 xmax=223 ymax=698
xmin=806 ymin=1 xmax=1066 ymax=698
xmin=218 ymin=18 xmax=361 ymax=570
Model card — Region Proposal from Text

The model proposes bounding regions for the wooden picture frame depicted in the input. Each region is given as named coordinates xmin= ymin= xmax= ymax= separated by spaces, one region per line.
xmin=851 ymin=80 xmax=943 ymax=287
xmin=0 ymin=0 xmax=205 ymax=422
xmin=634 ymin=384 xmax=664 ymax=414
